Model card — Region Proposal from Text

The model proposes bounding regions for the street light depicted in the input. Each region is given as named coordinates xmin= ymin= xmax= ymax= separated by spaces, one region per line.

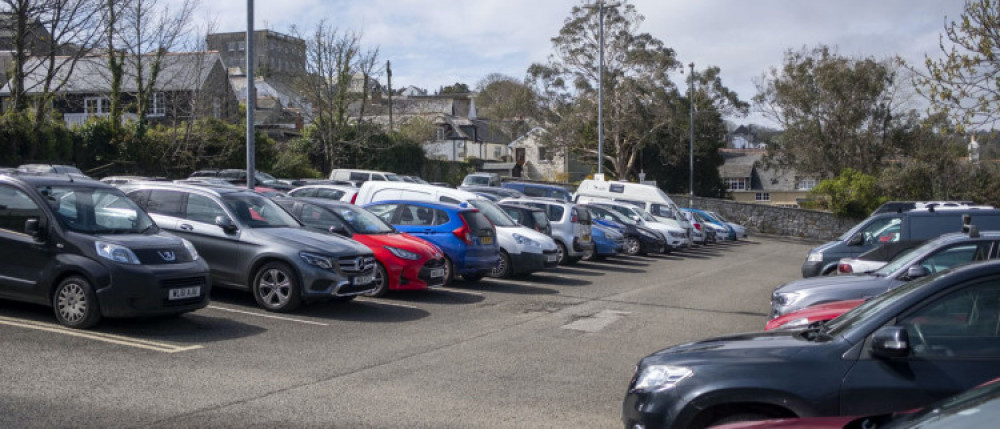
xmin=246 ymin=0 xmax=256 ymax=190
xmin=585 ymin=1 xmax=620 ymax=178
xmin=688 ymin=62 xmax=694 ymax=206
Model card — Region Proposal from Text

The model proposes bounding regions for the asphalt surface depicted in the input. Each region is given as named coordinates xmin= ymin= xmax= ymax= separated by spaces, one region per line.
xmin=0 ymin=236 xmax=815 ymax=428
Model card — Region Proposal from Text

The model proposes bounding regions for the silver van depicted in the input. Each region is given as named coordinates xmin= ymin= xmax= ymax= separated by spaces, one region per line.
xmin=500 ymin=198 xmax=593 ymax=265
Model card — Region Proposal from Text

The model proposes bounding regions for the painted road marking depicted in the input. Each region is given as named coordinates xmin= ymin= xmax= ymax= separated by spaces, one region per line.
xmin=355 ymin=299 xmax=420 ymax=309
xmin=440 ymin=288 xmax=486 ymax=297
xmin=561 ymin=310 xmax=630 ymax=333
xmin=0 ymin=316 xmax=203 ymax=353
xmin=206 ymin=305 xmax=329 ymax=326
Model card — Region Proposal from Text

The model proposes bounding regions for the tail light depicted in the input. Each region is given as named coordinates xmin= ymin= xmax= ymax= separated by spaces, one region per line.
xmin=694 ymin=222 xmax=702 ymax=231
xmin=571 ymin=208 xmax=579 ymax=223
xmin=453 ymin=216 xmax=474 ymax=244
xmin=839 ymin=263 xmax=852 ymax=274
xmin=350 ymin=192 xmax=358 ymax=205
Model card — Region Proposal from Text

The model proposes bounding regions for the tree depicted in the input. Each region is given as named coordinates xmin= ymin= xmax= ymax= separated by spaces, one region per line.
xmin=916 ymin=0 xmax=1000 ymax=131
xmin=439 ymin=82 xmax=469 ymax=94
xmin=810 ymin=168 xmax=885 ymax=219
xmin=754 ymin=45 xmax=907 ymax=178
xmin=475 ymin=73 xmax=540 ymax=143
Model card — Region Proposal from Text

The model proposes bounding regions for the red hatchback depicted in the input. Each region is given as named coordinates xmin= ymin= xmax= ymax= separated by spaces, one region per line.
xmin=276 ymin=198 xmax=447 ymax=297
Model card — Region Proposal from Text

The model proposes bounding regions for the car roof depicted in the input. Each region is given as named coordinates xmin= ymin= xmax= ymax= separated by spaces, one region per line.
xmin=364 ymin=199 xmax=472 ymax=211
xmin=498 ymin=202 xmax=545 ymax=212
xmin=292 ymin=184 xmax=357 ymax=191
xmin=121 ymin=181 xmax=258 ymax=197
xmin=513 ymin=197 xmax=571 ymax=205
xmin=2 ymin=172 xmax=108 ymax=188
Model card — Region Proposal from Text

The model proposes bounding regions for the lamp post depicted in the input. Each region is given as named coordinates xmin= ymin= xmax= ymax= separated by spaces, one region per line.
xmin=688 ymin=62 xmax=694 ymax=206
xmin=245 ymin=0 xmax=256 ymax=190
xmin=587 ymin=0 xmax=619 ymax=178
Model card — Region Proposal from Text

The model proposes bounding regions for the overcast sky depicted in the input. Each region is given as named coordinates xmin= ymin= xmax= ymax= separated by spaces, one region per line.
xmin=190 ymin=0 xmax=968 ymax=126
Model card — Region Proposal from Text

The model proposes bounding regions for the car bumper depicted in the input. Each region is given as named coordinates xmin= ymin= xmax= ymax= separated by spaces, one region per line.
xmin=300 ymin=259 xmax=377 ymax=299
xmin=96 ymin=259 xmax=212 ymax=318
xmin=801 ymin=261 xmax=824 ymax=277
xmin=510 ymin=249 xmax=559 ymax=274
xmin=571 ymin=237 xmax=595 ymax=255
xmin=639 ymin=236 xmax=666 ymax=254
xmin=386 ymin=257 xmax=448 ymax=291
xmin=455 ymin=247 xmax=501 ymax=276
xmin=622 ymin=389 xmax=684 ymax=429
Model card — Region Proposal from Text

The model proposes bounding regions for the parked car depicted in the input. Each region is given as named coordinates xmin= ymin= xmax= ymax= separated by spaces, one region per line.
xmin=685 ymin=209 xmax=724 ymax=242
xmin=501 ymin=181 xmax=572 ymax=201
xmin=772 ymin=227 xmax=999 ymax=318
xmin=765 ymin=299 xmax=865 ymax=331
xmin=869 ymin=200 xmax=975 ymax=216
xmin=461 ymin=172 xmax=502 ymax=187
xmin=623 ymin=259 xmax=1000 ymax=429
xmin=587 ymin=223 xmax=624 ymax=261
xmin=706 ymin=210 xmax=747 ymax=240
xmin=354 ymin=181 xmax=559 ymax=278
xmin=189 ymin=169 xmax=293 ymax=191
xmin=500 ymin=198 xmax=594 ymax=265
xmin=329 ymin=169 xmax=402 ymax=183
xmin=100 ymin=176 xmax=167 ymax=186
xmin=802 ymin=206 xmax=1000 ymax=277
xmin=836 ymin=240 xmax=923 ymax=275
xmin=580 ymin=198 xmax=685 ymax=251
xmin=17 ymin=163 xmax=88 ymax=178
xmin=685 ymin=208 xmax=736 ymax=241
xmin=275 ymin=198 xmax=447 ymax=296
xmin=122 ymin=182 xmax=376 ymax=311
xmin=461 ymin=186 xmax=525 ymax=200
xmin=678 ymin=210 xmax=706 ymax=245
xmin=364 ymin=200 xmax=499 ymax=283
xmin=0 ymin=173 xmax=210 ymax=328
xmin=574 ymin=179 xmax=692 ymax=238
xmin=582 ymin=204 xmax=664 ymax=256
xmin=287 ymin=184 xmax=358 ymax=203
xmin=499 ymin=203 xmax=551 ymax=235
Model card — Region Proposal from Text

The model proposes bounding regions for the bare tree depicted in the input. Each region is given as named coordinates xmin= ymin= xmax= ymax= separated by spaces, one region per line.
xmin=354 ymin=46 xmax=381 ymax=131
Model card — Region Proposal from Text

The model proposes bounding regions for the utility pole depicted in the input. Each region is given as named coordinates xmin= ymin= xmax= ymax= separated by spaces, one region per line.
xmin=246 ymin=0 xmax=255 ymax=190
xmin=586 ymin=1 xmax=619 ymax=178
xmin=688 ymin=62 xmax=695 ymax=207
xmin=387 ymin=60 xmax=393 ymax=131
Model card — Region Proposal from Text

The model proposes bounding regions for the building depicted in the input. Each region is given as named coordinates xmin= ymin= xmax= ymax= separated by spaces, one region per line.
xmin=719 ymin=148 xmax=818 ymax=207
xmin=206 ymin=30 xmax=306 ymax=81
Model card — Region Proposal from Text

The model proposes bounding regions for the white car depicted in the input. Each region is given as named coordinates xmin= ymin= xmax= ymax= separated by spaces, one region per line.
xmin=287 ymin=184 xmax=358 ymax=203
xmin=577 ymin=198 xmax=686 ymax=251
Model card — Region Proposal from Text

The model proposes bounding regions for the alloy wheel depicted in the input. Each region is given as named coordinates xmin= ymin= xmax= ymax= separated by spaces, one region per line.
xmin=56 ymin=282 xmax=87 ymax=324
xmin=258 ymin=268 xmax=292 ymax=308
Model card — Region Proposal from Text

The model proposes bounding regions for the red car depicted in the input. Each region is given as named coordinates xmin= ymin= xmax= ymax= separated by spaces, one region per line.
xmin=764 ymin=299 xmax=864 ymax=330
xmin=276 ymin=198 xmax=447 ymax=297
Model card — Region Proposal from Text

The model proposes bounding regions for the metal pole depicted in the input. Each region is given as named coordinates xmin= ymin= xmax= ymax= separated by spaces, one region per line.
xmin=245 ymin=0 xmax=256 ymax=191
xmin=597 ymin=1 xmax=605 ymax=177
xmin=688 ymin=62 xmax=694 ymax=206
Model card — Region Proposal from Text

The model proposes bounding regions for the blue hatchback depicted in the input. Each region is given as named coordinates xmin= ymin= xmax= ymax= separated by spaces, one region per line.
xmin=685 ymin=208 xmax=737 ymax=240
xmin=363 ymin=200 xmax=500 ymax=283
xmin=591 ymin=224 xmax=623 ymax=259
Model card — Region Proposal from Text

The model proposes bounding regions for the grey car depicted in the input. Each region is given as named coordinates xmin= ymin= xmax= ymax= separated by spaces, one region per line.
xmin=771 ymin=228 xmax=1000 ymax=318
xmin=500 ymin=197 xmax=593 ymax=265
xmin=122 ymin=183 xmax=376 ymax=312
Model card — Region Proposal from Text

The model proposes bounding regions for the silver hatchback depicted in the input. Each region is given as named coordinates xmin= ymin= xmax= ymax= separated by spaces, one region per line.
xmin=500 ymin=197 xmax=594 ymax=265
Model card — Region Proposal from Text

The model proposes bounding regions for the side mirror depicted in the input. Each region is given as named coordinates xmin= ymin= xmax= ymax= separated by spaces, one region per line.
xmin=215 ymin=215 xmax=238 ymax=233
xmin=906 ymin=265 xmax=930 ymax=280
xmin=329 ymin=224 xmax=352 ymax=237
xmin=24 ymin=218 xmax=41 ymax=238
xmin=847 ymin=233 xmax=864 ymax=246
xmin=870 ymin=326 xmax=911 ymax=358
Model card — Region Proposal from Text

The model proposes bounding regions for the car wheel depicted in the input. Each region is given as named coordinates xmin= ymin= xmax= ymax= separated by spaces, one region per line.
xmin=489 ymin=250 xmax=512 ymax=278
xmin=460 ymin=272 xmax=486 ymax=283
xmin=252 ymin=262 xmax=302 ymax=312
xmin=581 ymin=246 xmax=596 ymax=261
xmin=52 ymin=276 xmax=102 ymax=329
xmin=624 ymin=237 xmax=641 ymax=256
xmin=363 ymin=262 xmax=390 ymax=297
xmin=442 ymin=256 xmax=454 ymax=286
xmin=555 ymin=241 xmax=567 ymax=265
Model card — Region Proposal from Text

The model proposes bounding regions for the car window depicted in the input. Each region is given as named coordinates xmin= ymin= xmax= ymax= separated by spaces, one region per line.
xmin=504 ymin=208 xmax=522 ymax=223
xmin=349 ymin=172 xmax=369 ymax=181
xmin=146 ymin=190 xmax=186 ymax=217
xmin=920 ymin=243 xmax=994 ymax=274
xmin=221 ymin=193 xmax=300 ymax=228
xmin=289 ymin=188 xmax=315 ymax=198
xmin=523 ymin=187 xmax=546 ymax=197
xmin=532 ymin=212 xmax=550 ymax=230
xmin=466 ymin=199 xmax=516 ymax=227
xmin=185 ymin=194 xmax=228 ymax=224
xmin=548 ymin=188 xmax=572 ymax=201
xmin=650 ymin=204 xmax=674 ymax=219
xmin=860 ymin=217 xmax=903 ymax=244
xmin=397 ymin=204 xmax=439 ymax=226
xmin=298 ymin=204 xmax=347 ymax=231
xmin=331 ymin=205 xmax=394 ymax=234
xmin=431 ymin=209 xmax=450 ymax=226
xmin=314 ymin=188 xmax=345 ymax=200
xmin=0 ymin=184 xmax=42 ymax=234
xmin=365 ymin=203 xmax=399 ymax=224
xmin=899 ymin=279 xmax=1000 ymax=358
xmin=440 ymin=196 xmax=460 ymax=204
xmin=40 ymin=186 xmax=154 ymax=234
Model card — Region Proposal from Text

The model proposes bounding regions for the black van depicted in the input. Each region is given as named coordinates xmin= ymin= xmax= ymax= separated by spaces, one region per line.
xmin=802 ymin=206 xmax=1000 ymax=277
xmin=0 ymin=173 xmax=211 ymax=328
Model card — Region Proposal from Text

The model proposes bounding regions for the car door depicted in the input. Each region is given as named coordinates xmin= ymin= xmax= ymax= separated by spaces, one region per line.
xmin=0 ymin=183 xmax=52 ymax=300
xmin=840 ymin=276 xmax=1000 ymax=416
xmin=177 ymin=193 xmax=243 ymax=285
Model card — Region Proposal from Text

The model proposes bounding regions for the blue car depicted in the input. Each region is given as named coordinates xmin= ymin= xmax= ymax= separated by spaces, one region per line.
xmin=589 ymin=223 xmax=624 ymax=260
xmin=364 ymin=200 xmax=500 ymax=283
xmin=685 ymin=208 xmax=737 ymax=241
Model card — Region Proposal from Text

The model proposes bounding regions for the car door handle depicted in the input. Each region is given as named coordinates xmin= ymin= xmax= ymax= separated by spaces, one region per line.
xmin=424 ymin=229 xmax=434 ymax=234
xmin=179 ymin=224 xmax=194 ymax=231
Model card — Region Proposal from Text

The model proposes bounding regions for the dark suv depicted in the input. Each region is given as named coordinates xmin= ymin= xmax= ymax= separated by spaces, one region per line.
xmin=623 ymin=260 xmax=1000 ymax=429
xmin=122 ymin=183 xmax=375 ymax=311
xmin=0 ymin=174 xmax=210 ymax=328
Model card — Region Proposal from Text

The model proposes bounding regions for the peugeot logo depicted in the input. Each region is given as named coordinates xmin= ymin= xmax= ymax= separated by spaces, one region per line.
xmin=158 ymin=250 xmax=176 ymax=262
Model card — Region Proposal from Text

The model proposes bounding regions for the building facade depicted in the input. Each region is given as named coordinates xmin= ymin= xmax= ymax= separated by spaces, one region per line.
xmin=206 ymin=30 xmax=306 ymax=80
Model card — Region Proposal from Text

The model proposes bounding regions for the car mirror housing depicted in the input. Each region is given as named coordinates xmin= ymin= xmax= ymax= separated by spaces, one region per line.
xmin=24 ymin=218 xmax=42 ymax=238
xmin=870 ymin=326 xmax=911 ymax=359
xmin=215 ymin=215 xmax=238 ymax=232
xmin=847 ymin=233 xmax=864 ymax=246
xmin=329 ymin=225 xmax=352 ymax=238
xmin=906 ymin=265 xmax=930 ymax=280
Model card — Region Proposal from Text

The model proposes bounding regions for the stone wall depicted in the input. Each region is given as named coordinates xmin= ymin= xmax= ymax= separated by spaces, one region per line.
xmin=671 ymin=195 xmax=858 ymax=241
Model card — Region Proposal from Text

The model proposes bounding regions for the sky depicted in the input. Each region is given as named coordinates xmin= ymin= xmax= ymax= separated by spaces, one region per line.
xmin=186 ymin=0 xmax=969 ymax=126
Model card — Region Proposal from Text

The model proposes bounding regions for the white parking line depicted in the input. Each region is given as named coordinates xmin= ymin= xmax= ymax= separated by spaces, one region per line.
xmin=354 ymin=298 xmax=420 ymax=309
xmin=440 ymin=288 xmax=486 ymax=297
xmin=206 ymin=305 xmax=329 ymax=326
xmin=0 ymin=316 xmax=203 ymax=353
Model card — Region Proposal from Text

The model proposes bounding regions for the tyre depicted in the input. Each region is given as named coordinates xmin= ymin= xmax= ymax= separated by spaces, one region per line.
xmin=460 ymin=272 xmax=486 ymax=283
xmin=363 ymin=262 xmax=390 ymax=297
xmin=556 ymin=241 xmax=568 ymax=265
xmin=442 ymin=256 xmax=454 ymax=286
xmin=52 ymin=276 xmax=102 ymax=329
xmin=581 ymin=246 xmax=596 ymax=261
xmin=624 ymin=237 xmax=641 ymax=256
xmin=252 ymin=262 xmax=302 ymax=312
xmin=488 ymin=250 xmax=512 ymax=278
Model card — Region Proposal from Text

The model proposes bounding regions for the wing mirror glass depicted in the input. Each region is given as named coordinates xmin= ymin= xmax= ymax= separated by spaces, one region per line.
xmin=870 ymin=326 xmax=911 ymax=359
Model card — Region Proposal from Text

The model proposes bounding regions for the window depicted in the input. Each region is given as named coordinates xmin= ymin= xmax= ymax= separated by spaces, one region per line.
xmin=84 ymin=97 xmax=109 ymax=115
xmin=184 ymin=194 xmax=227 ymax=224
xmin=237 ymin=41 xmax=246 ymax=51
xmin=398 ymin=205 xmax=439 ymax=226
xmin=538 ymin=146 xmax=554 ymax=162
xmin=918 ymin=243 xmax=993 ymax=275
xmin=859 ymin=217 xmax=902 ymax=244
xmin=0 ymin=185 xmax=42 ymax=234
xmin=504 ymin=208 xmax=522 ymax=222
xmin=299 ymin=205 xmax=345 ymax=229
xmin=289 ymin=188 xmax=315 ymax=198
xmin=755 ymin=193 xmax=770 ymax=202
xmin=436 ymin=127 xmax=445 ymax=140
xmin=148 ymin=92 xmax=166 ymax=117
xmin=313 ymin=189 xmax=345 ymax=200
xmin=795 ymin=177 xmax=817 ymax=190
xmin=146 ymin=190 xmax=186 ymax=217
xmin=900 ymin=280 xmax=1000 ymax=358
xmin=349 ymin=172 xmax=369 ymax=182
xmin=213 ymin=97 xmax=221 ymax=119
xmin=439 ymin=196 xmax=460 ymax=204
xmin=365 ymin=204 xmax=399 ymax=224
xmin=726 ymin=177 xmax=748 ymax=191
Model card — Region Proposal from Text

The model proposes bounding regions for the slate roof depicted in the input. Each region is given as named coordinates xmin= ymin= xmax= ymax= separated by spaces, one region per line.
xmin=718 ymin=149 xmax=804 ymax=192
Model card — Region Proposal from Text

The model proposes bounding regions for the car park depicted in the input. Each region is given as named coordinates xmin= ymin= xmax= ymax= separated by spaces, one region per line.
xmin=363 ymin=200 xmax=499 ymax=283
xmin=575 ymin=179 xmax=692 ymax=237
xmin=500 ymin=198 xmax=593 ymax=265
xmin=499 ymin=203 xmax=551 ymax=235
xmin=772 ymin=227 xmax=999 ymax=318
xmin=583 ymin=204 xmax=665 ymax=256
xmin=801 ymin=206 xmax=1000 ymax=277
xmin=501 ymin=181 xmax=573 ymax=201
xmin=0 ymin=173 xmax=210 ymax=328
xmin=624 ymin=259 xmax=1000 ymax=429
xmin=275 ymin=198 xmax=447 ymax=296
xmin=287 ymin=184 xmax=358 ymax=203
xmin=580 ymin=198 xmax=685 ymax=251
xmin=460 ymin=172 xmax=501 ymax=187
xmin=122 ymin=182 xmax=376 ymax=311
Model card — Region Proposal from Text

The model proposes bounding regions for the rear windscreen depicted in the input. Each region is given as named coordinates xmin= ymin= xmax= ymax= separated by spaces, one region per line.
xmin=461 ymin=211 xmax=495 ymax=237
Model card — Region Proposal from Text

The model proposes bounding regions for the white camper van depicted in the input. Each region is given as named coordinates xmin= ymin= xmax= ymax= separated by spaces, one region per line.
xmin=329 ymin=169 xmax=403 ymax=183
xmin=575 ymin=180 xmax=692 ymax=246
xmin=354 ymin=181 xmax=559 ymax=278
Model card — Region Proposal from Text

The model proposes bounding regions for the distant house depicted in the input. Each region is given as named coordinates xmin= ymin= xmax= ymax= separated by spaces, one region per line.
xmin=719 ymin=148 xmax=818 ymax=207
xmin=229 ymin=72 xmax=305 ymax=139
xmin=499 ymin=127 xmax=588 ymax=182
xmin=0 ymin=51 xmax=238 ymax=127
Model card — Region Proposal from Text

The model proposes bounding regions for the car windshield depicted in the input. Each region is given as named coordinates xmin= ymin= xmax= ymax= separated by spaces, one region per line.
xmin=709 ymin=211 xmax=730 ymax=223
xmin=255 ymin=172 xmax=278 ymax=184
xmin=221 ymin=193 xmax=300 ymax=228
xmin=880 ymin=379 xmax=1000 ymax=429
xmin=823 ymin=272 xmax=938 ymax=337
xmin=332 ymin=205 xmax=394 ymax=234
xmin=639 ymin=209 xmax=657 ymax=223
xmin=464 ymin=176 xmax=490 ymax=186
xmin=385 ymin=174 xmax=403 ymax=181
xmin=872 ymin=239 xmax=945 ymax=276
xmin=592 ymin=205 xmax=636 ymax=225
xmin=467 ymin=199 xmax=516 ymax=227
xmin=39 ymin=185 xmax=156 ymax=234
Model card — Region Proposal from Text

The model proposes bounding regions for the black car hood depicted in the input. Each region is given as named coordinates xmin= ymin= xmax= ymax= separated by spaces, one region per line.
xmin=95 ymin=231 xmax=185 ymax=250
xmin=646 ymin=331 xmax=821 ymax=366
xmin=254 ymin=227 xmax=372 ymax=255
xmin=775 ymin=273 xmax=892 ymax=295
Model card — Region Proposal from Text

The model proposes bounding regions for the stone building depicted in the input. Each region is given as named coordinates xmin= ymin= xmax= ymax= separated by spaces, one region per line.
xmin=206 ymin=30 xmax=306 ymax=81
xmin=719 ymin=148 xmax=818 ymax=208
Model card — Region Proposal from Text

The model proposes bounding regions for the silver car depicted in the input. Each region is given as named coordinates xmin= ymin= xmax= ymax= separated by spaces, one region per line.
xmin=500 ymin=197 xmax=594 ymax=265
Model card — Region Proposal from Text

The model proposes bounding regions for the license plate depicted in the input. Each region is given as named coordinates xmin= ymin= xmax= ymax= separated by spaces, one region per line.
xmin=583 ymin=234 xmax=591 ymax=242
xmin=480 ymin=236 xmax=493 ymax=245
xmin=353 ymin=274 xmax=374 ymax=285
xmin=168 ymin=286 xmax=200 ymax=300
xmin=546 ymin=255 xmax=558 ymax=262
xmin=430 ymin=268 xmax=445 ymax=278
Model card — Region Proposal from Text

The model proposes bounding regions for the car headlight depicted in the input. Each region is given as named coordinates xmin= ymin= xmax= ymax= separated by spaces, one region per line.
xmin=95 ymin=241 xmax=140 ymax=265
xmin=775 ymin=317 xmax=811 ymax=330
xmin=807 ymin=252 xmax=824 ymax=262
xmin=512 ymin=233 xmax=541 ymax=247
xmin=181 ymin=238 xmax=199 ymax=261
xmin=633 ymin=365 xmax=693 ymax=392
xmin=385 ymin=245 xmax=421 ymax=260
xmin=300 ymin=251 xmax=334 ymax=269
xmin=773 ymin=291 xmax=802 ymax=307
